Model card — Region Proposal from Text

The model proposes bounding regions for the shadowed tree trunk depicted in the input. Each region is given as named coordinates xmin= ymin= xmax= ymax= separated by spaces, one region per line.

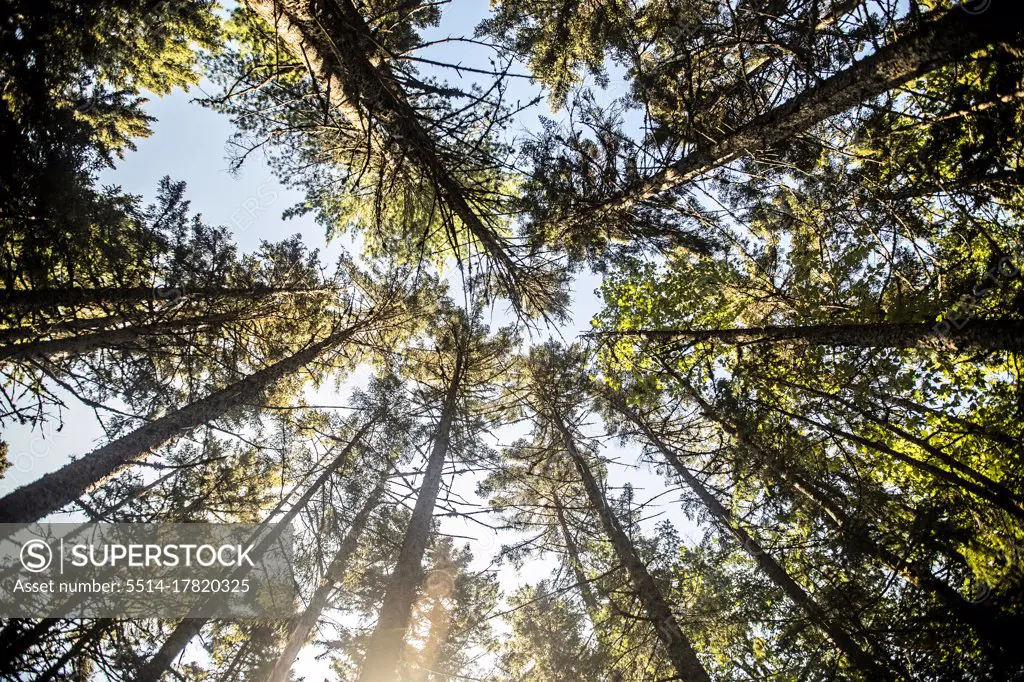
xmin=264 ymin=471 xmax=388 ymax=682
xmin=777 ymin=378 xmax=1024 ymax=509
xmin=588 ymin=4 xmax=1022 ymax=216
xmin=358 ymin=349 xmax=463 ymax=682
xmin=630 ymin=372 xmax=1010 ymax=634
xmin=769 ymin=402 xmax=1024 ymax=522
xmin=552 ymin=488 xmax=601 ymax=619
xmin=549 ymin=411 xmax=712 ymax=682
xmin=594 ymin=319 xmax=1024 ymax=353
xmin=135 ymin=417 xmax=378 ymax=682
xmin=0 ymin=310 xmax=245 ymax=362
xmin=612 ymin=397 xmax=895 ymax=679
xmin=0 ymin=284 xmax=329 ymax=312
xmin=0 ymin=320 xmax=368 ymax=525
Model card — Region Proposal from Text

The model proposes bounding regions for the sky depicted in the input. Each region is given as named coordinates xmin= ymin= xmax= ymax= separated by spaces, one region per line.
xmin=0 ymin=1 xmax=703 ymax=676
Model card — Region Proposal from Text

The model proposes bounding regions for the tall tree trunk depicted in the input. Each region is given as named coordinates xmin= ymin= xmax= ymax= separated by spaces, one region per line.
xmin=614 ymin=398 xmax=894 ymax=679
xmin=551 ymin=489 xmax=601 ymax=619
xmin=594 ymin=319 xmax=1024 ymax=352
xmin=358 ymin=352 xmax=463 ymax=682
xmin=264 ymin=472 xmax=387 ymax=682
xmin=591 ymin=4 xmax=1021 ymax=215
xmin=0 ymin=284 xmax=327 ymax=312
xmin=0 ymin=322 xmax=365 ymax=525
xmin=242 ymin=0 xmax=540 ymax=314
xmin=868 ymin=389 xmax=1022 ymax=450
xmin=779 ymin=379 xmax=1023 ymax=507
xmin=136 ymin=418 xmax=377 ymax=682
xmin=640 ymin=370 xmax=990 ymax=625
xmin=769 ymin=402 xmax=1024 ymax=522
xmin=0 ymin=313 xmax=127 ymax=345
xmin=0 ymin=310 xmax=245 ymax=362
xmin=550 ymin=412 xmax=712 ymax=682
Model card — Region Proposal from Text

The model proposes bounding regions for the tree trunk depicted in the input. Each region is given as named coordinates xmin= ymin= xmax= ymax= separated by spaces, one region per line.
xmin=550 ymin=413 xmax=712 ymax=682
xmin=0 ymin=310 xmax=244 ymax=362
xmin=136 ymin=418 xmax=377 ymax=682
xmin=614 ymin=399 xmax=894 ymax=679
xmin=0 ymin=322 xmax=364 ymax=525
xmin=640 ymin=371 xmax=991 ymax=628
xmin=243 ymin=0 xmax=532 ymax=312
xmin=781 ymin=379 xmax=1023 ymax=508
xmin=592 ymin=4 xmax=1022 ymax=214
xmin=594 ymin=319 xmax=1024 ymax=353
xmin=0 ymin=285 xmax=326 ymax=311
xmin=771 ymin=403 xmax=1024 ymax=522
xmin=264 ymin=472 xmax=387 ymax=682
xmin=551 ymin=489 xmax=601 ymax=619
xmin=0 ymin=314 xmax=126 ymax=345
xmin=358 ymin=352 xmax=463 ymax=682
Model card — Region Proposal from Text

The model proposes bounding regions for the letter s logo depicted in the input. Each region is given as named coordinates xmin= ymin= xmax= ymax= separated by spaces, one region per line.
xmin=20 ymin=540 xmax=52 ymax=573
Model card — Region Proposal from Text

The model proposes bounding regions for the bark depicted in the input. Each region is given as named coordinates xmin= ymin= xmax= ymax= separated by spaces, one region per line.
xmin=590 ymin=4 xmax=1022 ymax=215
xmin=614 ymin=399 xmax=893 ymax=679
xmin=265 ymin=472 xmax=387 ymax=682
xmin=552 ymin=489 xmax=601 ymax=619
xmin=0 ymin=311 xmax=244 ymax=362
xmin=772 ymin=403 xmax=1024 ymax=522
xmin=358 ymin=350 xmax=463 ymax=682
xmin=0 ymin=323 xmax=363 ymax=525
xmin=594 ymin=319 xmax=1024 ymax=353
xmin=0 ymin=285 xmax=326 ymax=311
xmin=243 ymin=0 xmax=530 ymax=310
xmin=782 ymin=379 xmax=1023 ymax=508
xmin=0 ymin=314 xmax=126 ymax=345
xmin=642 ymin=371 xmax=989 ymax=624
xmin=550 ymin=412 xmax=712 ymax=682
xmin=136 ymin=418 xmax=376 ymax=682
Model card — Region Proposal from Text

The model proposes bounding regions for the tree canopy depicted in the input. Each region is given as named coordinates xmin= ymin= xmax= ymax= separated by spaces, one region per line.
xmin=1 ymin=0 xmax=1023 ymax=680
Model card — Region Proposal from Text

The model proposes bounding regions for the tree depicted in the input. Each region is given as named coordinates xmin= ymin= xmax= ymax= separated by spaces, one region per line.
xmin=0 ymin=266 xmax=415 ymax=525
xmin=519 ymin=342 xmax=712 ymax=682
xmin=358 ymin=301 xmax=516 ymax=682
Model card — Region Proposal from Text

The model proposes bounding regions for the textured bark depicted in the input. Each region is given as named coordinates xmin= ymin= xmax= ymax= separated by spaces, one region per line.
xmin=0 ymin=324 xmax=362 ymax=525
xmin=0 ymin=285 xmax=323 ymax=311
xmin=615 ymin=399 xmax=893 ymax=679
xmin=358 ymin=351 xmax=463 ymax=682
xmin=551 ymin=413 xmax=711 ymax=682
xmin=595 ymin=319 xmax=1024 ymax=353
xmin=265 ymin=473 xmax=386 ymax=682
xmin=641 ymin=372 xmax=991 ymax=625
xmin=784 ymin=380 xmax=1023 ymax=508
xmin=243 ymin=0 xmax=526 ymax=306
xmin=136 ymin=419 xmax=375 ymax=682
xmin=552 ymin=489 xmax=601 ymax=619
xmin=0 ymin=310 xmax=244 ymax=362
xmin=590 ymin=4 xmax=1022 ymax=215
